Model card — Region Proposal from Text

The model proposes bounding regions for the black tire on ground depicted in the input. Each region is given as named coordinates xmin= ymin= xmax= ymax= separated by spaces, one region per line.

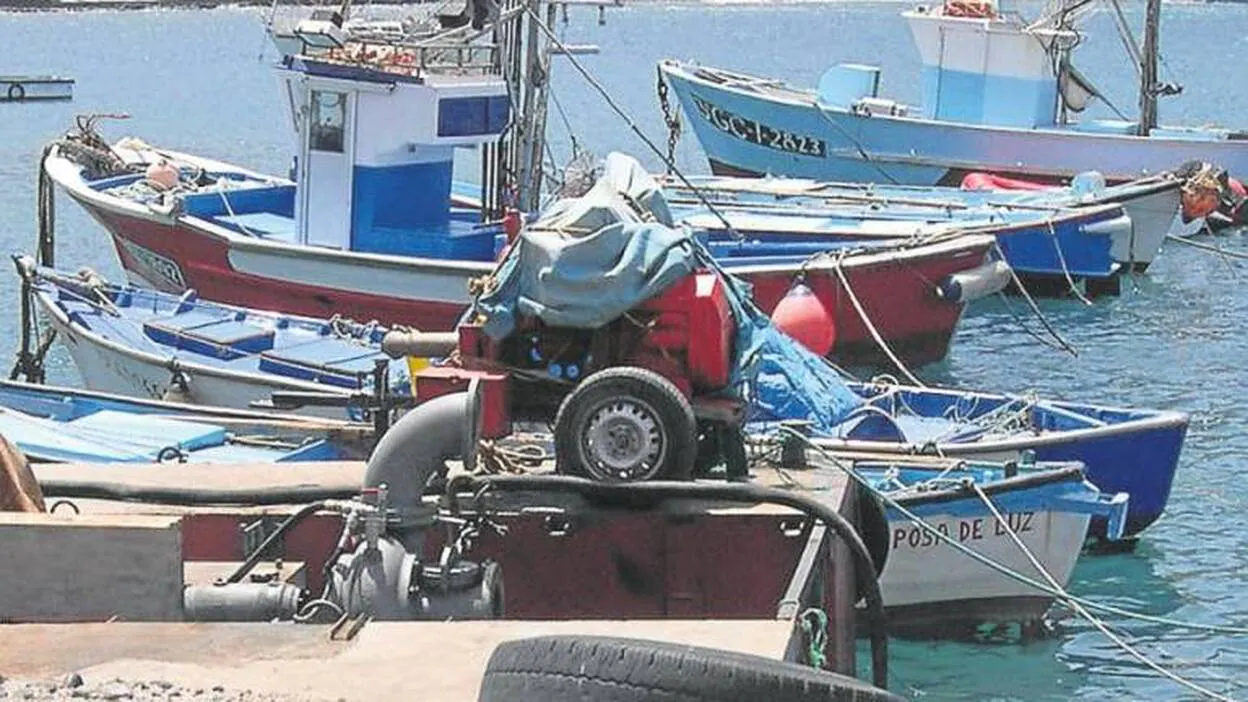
xmin=554 ymin=367 xmax=697 ymax=482
xmin=477 ymin=635 xmax=902 ymax=702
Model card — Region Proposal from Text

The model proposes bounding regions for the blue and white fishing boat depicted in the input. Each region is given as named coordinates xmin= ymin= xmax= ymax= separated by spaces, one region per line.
xmin=0 ymin=378 xmax=370 ymax=464
xmin=658 ymin=169 xmax=1182 ymax=275
xmin=852 ymin=457 xmax=1127 ymax=633
xmin=669 ymin=182 xmax=1130 ymax=290
xmin=18 ymin=258 xmax=410 ymax=420
xmin=813 ymin=381 xmax=1186 ymax=541
xmin=656 ymin=0 xmax=1244 ymax=223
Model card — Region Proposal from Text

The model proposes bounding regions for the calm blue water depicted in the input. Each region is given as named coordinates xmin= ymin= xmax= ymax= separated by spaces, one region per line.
xmin=3 ymin=2 xmax=1248 ymax=699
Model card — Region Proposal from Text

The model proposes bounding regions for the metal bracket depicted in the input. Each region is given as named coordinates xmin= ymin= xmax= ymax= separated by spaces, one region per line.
xmin=240 ymin=517 xmax=286 ymax=561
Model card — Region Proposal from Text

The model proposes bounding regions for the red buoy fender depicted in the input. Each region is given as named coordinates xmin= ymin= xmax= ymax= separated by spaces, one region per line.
xmin=960 ymin=172 xmax=1051 ymax=192
xmin=770 ymin=281 xmax=836 ymax=356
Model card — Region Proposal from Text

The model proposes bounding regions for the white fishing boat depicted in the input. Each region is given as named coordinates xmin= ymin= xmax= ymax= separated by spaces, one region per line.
xmin=19 ymin=258 xmax=409 ymax=420
xmin=859 ymin=458 xmax=1127 ymax=634
xmin=0 ymin=75 xmax=73 ymax=102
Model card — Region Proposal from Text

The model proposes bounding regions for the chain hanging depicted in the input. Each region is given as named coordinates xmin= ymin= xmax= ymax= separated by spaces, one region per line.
xmin=655 ymin=68 xmax=681 ymax=174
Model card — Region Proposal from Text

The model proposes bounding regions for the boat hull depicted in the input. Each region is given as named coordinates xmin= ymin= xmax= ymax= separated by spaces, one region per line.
xmin=0 ymin=76 xmax=73 ymax=102
xmin=879 ymin=470 xmax=1095 ymax=635
xmin=662 ymin=61 xmax=1248 ymax=185
xmin=59 ymin=169 xmax=993 ymax=370
xmin=818 ymin=385 xmax=1188 ymax=540
xmin=660 ymin=61 xmax=1221 ymax=261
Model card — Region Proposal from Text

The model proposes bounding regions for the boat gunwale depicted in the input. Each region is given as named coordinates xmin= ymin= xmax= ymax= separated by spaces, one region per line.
xmin=873 ymin=463 xmax=1093 ymax=509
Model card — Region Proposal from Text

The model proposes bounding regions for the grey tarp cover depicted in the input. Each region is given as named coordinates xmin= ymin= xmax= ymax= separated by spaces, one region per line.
xmin=472 ymin=153 xmax=864 ymax=433
xmin=475 ymin=152 xmax=694 ymax=339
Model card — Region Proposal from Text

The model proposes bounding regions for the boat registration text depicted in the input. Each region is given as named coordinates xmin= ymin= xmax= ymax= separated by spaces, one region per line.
xmin=691 ymin=94 xmax=827 ymax=158
xmin=891 ymin=512 xmax=1035 ymax=551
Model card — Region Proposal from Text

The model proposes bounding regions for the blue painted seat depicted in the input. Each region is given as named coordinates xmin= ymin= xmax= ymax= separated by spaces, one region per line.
xmin=66 ymin=410 xmax=228 ymax=454
xmin=258 ymin=338 xmax=382 ymax=389
xmin=215 ymin=212 xmax=298 ymax=240
xmin=143 ymin=315 xmax=275 ymax=360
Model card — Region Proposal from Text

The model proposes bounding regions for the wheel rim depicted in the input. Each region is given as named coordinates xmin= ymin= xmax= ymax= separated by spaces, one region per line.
xmin=579 ymin=396 xmax=668 ymax=481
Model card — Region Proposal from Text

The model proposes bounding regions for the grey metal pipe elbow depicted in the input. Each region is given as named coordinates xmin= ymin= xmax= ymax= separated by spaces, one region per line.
xmin=363 ymin=391 xmax=471 ymax=524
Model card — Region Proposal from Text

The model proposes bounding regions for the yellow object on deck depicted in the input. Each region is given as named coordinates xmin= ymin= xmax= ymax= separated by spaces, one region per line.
xmin=406 ymin=356 xmax=431 ymax=378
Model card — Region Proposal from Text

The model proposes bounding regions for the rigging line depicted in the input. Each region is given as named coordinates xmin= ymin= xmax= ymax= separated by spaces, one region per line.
xmin=970 ymin=484 xmax=1238 ymax=702
xmin=1106 ymin=0 xmax=1143 ymax=77
xmin=828 ymin=253 xmax=926 ymax=387
xmin=995 ymin=289 xmax=1069 ymax=353
xmin=1046 ymin=217 xmax=1093 ymax=305
xmin=993 ymin=242 xmax=1079 ymax=357
xmin=1165 ymin=233 xmax=1248 ymax=261
xmin=787 ymin=431 xmax=1248 ymax=637
xmin=520 ymin=5 xmax=743 ymax=237
xmin=809 ymin=101 xmax=900 ymax=185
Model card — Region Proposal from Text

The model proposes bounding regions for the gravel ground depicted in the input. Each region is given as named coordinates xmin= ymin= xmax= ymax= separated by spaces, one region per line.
xmin=0 ymin=675 xmax=326 ymax=702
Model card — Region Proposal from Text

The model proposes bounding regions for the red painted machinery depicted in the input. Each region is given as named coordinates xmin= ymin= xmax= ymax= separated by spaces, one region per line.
xmin=396 ymin=269 xmax=746 ymax=482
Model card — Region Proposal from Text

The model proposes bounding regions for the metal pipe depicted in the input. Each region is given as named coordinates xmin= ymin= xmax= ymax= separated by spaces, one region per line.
xmin=363 ymin=391 xmax=471 ymax=532
xmin=380 ymin=330 xmax=459 ymax=359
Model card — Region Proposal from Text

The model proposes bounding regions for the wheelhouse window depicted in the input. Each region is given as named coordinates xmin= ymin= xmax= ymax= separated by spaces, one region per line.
xmin=309 ymin=90 xmax=346 ymax=153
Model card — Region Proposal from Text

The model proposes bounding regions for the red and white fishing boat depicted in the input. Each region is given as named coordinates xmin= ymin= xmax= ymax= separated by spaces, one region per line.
xmin=39 ymin=11 xmax=1005 ymax=370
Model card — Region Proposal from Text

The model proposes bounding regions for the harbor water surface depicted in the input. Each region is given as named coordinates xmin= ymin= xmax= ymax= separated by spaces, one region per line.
xmin=2 ymin=2 xmax=1247 ymax=699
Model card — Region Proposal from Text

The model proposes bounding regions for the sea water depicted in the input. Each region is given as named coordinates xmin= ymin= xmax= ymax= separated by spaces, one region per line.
xmin=2 ymin=2 xmax=1248 ymax=699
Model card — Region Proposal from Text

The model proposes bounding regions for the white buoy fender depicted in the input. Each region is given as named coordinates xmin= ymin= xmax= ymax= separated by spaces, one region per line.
xmin=1079 ymin=212 xmax=1133 ymax=243
xmin=935 ymin=260 xmax=1012 ymax=303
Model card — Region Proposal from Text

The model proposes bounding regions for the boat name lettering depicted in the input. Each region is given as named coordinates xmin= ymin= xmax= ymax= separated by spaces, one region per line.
xmin=891 ymin=512 xmax=1034 ymax=550
xmin=690 ymin=94 xmax=826 ymax=158
xmin=118 ymin=238 xmax=187 ymax=291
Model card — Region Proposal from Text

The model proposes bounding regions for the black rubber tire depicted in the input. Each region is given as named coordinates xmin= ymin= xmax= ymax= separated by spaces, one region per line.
xmin=554 ymin=367 xmax=696 ymax=482
xmin=855 ymin=482 xmax=890 ymax=579
xmin=477 ymin=635 xmax=901 ymax=702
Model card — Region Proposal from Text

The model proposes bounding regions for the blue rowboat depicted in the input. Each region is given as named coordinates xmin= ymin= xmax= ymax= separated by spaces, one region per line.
xmin=19 ymin=258 xmax=410 ymax=420
xmin=0 ymin=378 xmax=370 ymax=464
xmin=853 ymin=458 xmax=1127 ymax=634
xmin=806 ymin=382 xmax=1186 ymax=541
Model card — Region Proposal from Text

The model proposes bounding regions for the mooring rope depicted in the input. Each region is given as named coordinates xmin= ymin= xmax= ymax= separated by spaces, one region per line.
xmin=1046 ymin=217 xmax=1093 ymax=305
xmin=970 ymin=483 xmax=1239 ymax=702
xmin=1165 ymin=233 xmax=1248 ymax=261
xmin=993 ymin=242 xmax=1079 ymax=357
xmin=828 ymin=253 xmax=926 ymax=387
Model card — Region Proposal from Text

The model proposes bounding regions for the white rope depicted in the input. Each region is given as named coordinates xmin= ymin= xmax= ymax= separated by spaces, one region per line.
xmin=970 ymin=483 xmax=1238 ymax=702
xmin=993 ymin=242 xmax=1079 ymax=357
xmin=1166 ymin=233 xmax=1248 ymax=261
xmin=828 ymin=253 xmax=926 ymax=387
xmin=1046 ymin=217 xmax=1093 ymax=305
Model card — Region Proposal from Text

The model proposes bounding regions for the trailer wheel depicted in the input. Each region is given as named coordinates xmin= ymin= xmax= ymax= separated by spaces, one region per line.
xmin=477 ymin=635 xmax=900 ymax=702
xmin=554 ymin=367 xmax=696 ymax=482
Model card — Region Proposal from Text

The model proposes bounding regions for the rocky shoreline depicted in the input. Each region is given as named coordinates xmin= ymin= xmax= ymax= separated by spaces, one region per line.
xmin=0 ymin=675 xmax=320 ymax=702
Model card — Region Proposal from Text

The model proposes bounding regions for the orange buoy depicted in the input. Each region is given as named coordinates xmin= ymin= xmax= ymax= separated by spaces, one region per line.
xmin=144 ymin=160 xmax=180 ymax=192
xmin=771 ymin=281 xmax=836 ymax=356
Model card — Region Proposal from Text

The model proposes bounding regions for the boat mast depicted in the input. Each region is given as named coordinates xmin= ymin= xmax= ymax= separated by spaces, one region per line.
xmin=1137 ymin=0 xmax=1160 ymax=136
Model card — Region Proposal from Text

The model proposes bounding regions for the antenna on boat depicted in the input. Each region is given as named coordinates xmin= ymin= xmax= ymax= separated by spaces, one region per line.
xmin=484 ymin=0 xmax=621 ymax=217
xmin=1137 ymin=0 xmax=1160 ymax=136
